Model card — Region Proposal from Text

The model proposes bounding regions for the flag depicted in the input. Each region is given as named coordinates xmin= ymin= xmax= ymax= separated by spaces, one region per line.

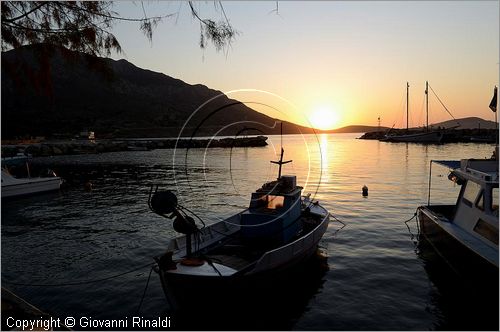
xmin=489 ymin=86 xmax=497 ymax=113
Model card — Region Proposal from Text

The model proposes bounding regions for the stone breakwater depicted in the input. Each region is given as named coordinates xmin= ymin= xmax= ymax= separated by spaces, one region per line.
xmin=1 ymin=136 xmax=268 ymax=158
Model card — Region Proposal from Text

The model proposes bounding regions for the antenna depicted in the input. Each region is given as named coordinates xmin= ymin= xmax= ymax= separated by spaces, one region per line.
xmin=281 ymin=121 xmax=283 ymax=150
xmin=271 ymin=122 xmax=292 ymax=179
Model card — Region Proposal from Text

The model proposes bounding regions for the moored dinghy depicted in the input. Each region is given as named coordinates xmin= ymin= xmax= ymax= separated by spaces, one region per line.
xmin=151 ymin=145 xmax=330 ymax=309
xmin=1 ymin=155 xmax=63 ymax=198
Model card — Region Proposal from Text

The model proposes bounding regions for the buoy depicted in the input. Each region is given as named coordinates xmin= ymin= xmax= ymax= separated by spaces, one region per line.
xmin=362 ymin=185 xmax=368 ymax=196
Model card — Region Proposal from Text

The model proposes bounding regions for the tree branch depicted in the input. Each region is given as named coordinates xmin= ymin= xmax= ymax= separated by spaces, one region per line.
xmin=3 ymin=2 xmax=48 ymax=23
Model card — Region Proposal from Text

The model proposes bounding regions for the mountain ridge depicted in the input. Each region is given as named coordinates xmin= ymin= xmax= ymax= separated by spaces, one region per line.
xmin=1 ymin=44 xmax=317 ymax=139
xmin=2 ymin=44 xmax=496 ymax=139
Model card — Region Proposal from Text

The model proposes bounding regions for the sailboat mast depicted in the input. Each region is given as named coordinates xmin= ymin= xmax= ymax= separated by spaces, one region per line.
xmin=425 ymin=81 xmax=429 ymax=131
xmin=406 ymin=82 xmax=409 ymax=131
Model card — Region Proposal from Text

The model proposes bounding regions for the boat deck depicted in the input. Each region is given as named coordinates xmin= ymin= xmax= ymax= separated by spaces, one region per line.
xmin=201 ymin=214 xmax=324 ymax=272
xmin=206 ymin=253 xmax=254 ymax=271
xmin=425 ymin=204 xmax=456 ymax=220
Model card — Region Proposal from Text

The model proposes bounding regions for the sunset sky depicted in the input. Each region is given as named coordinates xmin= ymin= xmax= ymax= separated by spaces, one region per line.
xmin=111 ymin=1 xmax=499 ymax=130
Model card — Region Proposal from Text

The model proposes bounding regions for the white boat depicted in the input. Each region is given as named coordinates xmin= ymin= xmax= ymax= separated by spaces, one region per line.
xmin=151 ymin=147 xmax=330 ymax=309
xmin=417 ymin=149 xmax=498 ymax=279
xmin=383 ymin=130 xmax=443 ymax=143
xmin=383 ymin=82 xmax=445 ymax=143
xmin=1 ymin=156 xmax=63 ymax=198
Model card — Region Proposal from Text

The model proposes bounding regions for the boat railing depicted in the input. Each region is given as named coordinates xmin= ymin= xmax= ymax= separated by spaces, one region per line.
xmin=463 ymin=168 xmax=498 ymax=182
xmin=252 ymin=212 xmax=329 ymax=273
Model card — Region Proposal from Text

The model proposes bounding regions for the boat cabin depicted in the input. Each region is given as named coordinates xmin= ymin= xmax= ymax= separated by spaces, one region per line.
xmin=448 ymin=159 xmax=499 ymax=246
xmin=240 ymin=175 xmax=302 ymax=244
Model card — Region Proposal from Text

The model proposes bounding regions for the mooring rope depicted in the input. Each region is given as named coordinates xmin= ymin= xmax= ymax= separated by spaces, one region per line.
xmin=136 ymin=265 xmax=154 ymax=315
xmin=403 ymin=212 xmax=419 ymax=245
xmin=2 ymin=262 xmax=155 ymax=287
xmin=329 ymin=213 xmax=347 ymax=236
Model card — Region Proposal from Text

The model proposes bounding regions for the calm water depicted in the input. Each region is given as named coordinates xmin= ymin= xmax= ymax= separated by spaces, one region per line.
xmin=1 ymin=133 xmax=498 ymax=330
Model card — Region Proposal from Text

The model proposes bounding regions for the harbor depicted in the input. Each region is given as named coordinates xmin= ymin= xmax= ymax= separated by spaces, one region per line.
xmin=1 ymin=134 xmax=497 ymax=330
xmin=359 ymin=127 xmax=497 ymax=142
xmin=1 ymin=1 xmax=498 ymax=330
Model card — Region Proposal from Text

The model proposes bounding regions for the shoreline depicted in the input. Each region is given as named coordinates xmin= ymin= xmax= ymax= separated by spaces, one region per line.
xmin=1 ymin=136 xmax=268 ymax=158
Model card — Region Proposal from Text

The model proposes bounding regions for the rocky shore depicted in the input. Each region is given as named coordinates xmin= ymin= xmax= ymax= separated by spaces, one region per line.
xmin=1 ymin=136 xmax=268 ymax=158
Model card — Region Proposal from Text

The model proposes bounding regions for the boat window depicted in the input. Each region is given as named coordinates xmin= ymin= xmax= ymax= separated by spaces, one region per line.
xmin=473 ymin=219 xmax=499 ymax=245
xmin=251 ymin=194 xmax=269 ymax=209
xmin=463 ymin=181 xmax=482 ymax=206
xmin=476 ymin=192 xmax=484 ymax=211
xmin=492 ymin=187 xmax=499 ymax=216
xmin=266 ymin=195 xmax=285 ymax=209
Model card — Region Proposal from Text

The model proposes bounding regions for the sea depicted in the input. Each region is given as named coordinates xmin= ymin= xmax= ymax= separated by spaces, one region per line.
xmin=1 ymin=133 xmax=498 ymax=330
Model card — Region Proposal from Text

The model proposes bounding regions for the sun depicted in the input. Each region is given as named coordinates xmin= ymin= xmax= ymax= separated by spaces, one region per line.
xmin=308 ymin=106 xmax=340 ymax=130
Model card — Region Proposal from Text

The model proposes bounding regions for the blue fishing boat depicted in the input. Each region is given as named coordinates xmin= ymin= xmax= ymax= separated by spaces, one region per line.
xmin=151 ymin=145 xmax=330 ymax=309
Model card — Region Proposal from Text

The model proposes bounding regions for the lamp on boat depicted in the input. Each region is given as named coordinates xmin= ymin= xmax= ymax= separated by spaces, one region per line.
xmin=149 ymin=189 xmax=199 ymax=256
xmin=448 ymin=172 xmax=464 ymax=185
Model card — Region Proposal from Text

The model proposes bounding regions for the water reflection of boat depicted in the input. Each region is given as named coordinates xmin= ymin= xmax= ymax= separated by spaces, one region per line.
xmin=151 ymin=144 xmax=330 ymax=311
xmin=417 ymin=150 xmax=498 ymax=279
xmin=1 ymin=156 xmax=62 ymax=198
xmin=417 ymin=234 xmax=499 ymax=330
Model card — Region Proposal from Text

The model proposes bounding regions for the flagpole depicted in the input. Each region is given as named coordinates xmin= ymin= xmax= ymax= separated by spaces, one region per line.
xmin=495 ymin=86 xmax=498 ymax=156
xmin=489 ymin=85 xmax=498 ymax=148
xmin=496 ymin=86 xmax=498 ymax=146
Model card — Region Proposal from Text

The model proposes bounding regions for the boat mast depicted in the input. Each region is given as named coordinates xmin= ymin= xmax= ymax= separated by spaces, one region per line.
xmin=271 ymin=122 xmax=292 ymax=179
xmin=425 ymin=81 xmax=429 ymax=131
xmin=406 ymin=82 xmax=409 ymax=132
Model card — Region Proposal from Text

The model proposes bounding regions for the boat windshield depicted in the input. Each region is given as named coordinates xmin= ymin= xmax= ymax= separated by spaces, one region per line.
xmin=256 ymin=194 xmax=285 ymax=210
xmin=463 ymin=181 xmax=482 ymax=205
xmin=492 ymin=187 xmax=499 ymax=216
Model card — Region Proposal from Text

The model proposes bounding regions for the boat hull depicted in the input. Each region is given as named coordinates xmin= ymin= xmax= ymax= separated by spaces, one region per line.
xmin=383 ymin=131 xmax=443 ymax=143
xmin=159 ymin=246 xmax=326 ymax=312
xmin=158 ymin=211 xmax=329 ymax=310
xmin=417 ymin=206 xmax=498 ymax=282
xmin=164 ymin=249 xmax=328 ymax=329
xmin=1 ymin=177 xmax=62 ymax=198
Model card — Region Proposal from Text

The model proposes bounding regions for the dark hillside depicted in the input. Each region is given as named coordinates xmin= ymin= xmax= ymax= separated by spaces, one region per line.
xmin=1 ymin=44 xmax=315 ymax=139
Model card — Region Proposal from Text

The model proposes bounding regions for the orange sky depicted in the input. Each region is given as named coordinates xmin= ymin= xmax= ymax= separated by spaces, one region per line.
xmin=112 ymin=1 xmax=499 ymax=130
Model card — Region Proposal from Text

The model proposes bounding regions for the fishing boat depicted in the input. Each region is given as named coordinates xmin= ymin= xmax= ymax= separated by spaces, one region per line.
xmin=416 ymin=148 xmax=498 ymax=280
xmin=151 ymin=145 xmax=330 ymax=309
xmin=1 ymin=155 xmax=63 ymax=198
xmin=383 ymin=82 xmax=445 ymax=143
